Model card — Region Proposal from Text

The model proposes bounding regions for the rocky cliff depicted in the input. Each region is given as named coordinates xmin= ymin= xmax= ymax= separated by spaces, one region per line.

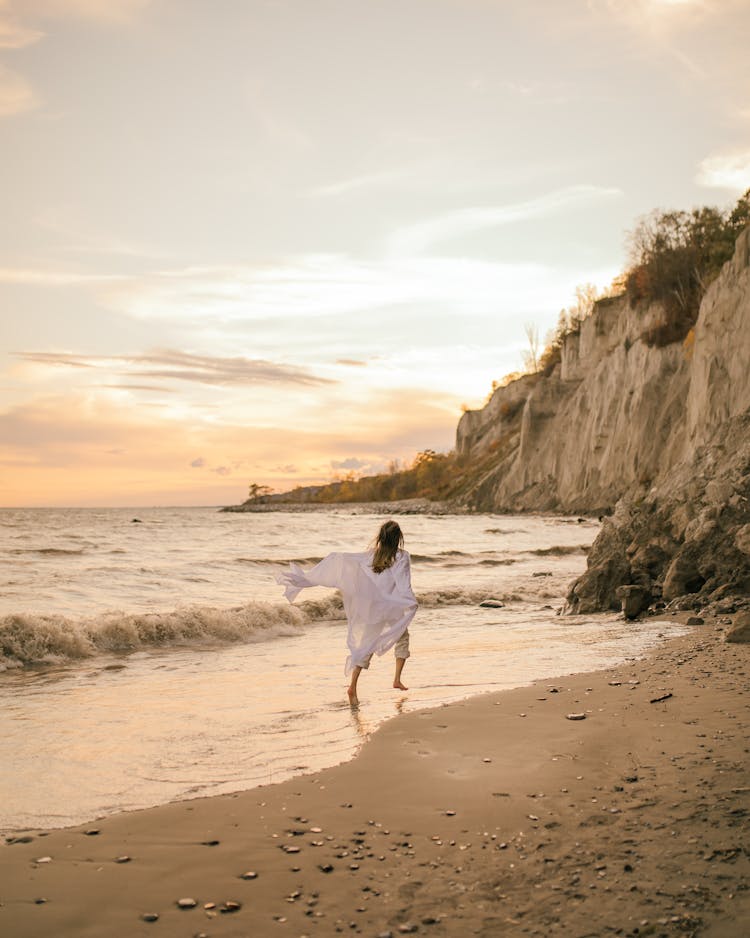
xmin=457 ymin=226 xmax=750 ymax=613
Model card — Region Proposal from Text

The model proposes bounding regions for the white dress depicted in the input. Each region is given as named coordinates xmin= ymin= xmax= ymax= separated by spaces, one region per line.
xmin=276 ymin=549 xmax=418 ymax=675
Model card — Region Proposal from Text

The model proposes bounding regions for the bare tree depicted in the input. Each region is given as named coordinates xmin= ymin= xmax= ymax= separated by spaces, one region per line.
xmin=522 ymin=322 xmax=540 ymax=373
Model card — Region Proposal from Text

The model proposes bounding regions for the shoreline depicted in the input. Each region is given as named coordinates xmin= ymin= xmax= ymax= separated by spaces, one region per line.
xmin=2 ymin=619 xmax=748 ymax=936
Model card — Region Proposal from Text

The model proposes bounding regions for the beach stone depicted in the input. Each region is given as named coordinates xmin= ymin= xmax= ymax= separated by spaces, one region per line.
xmin=221 ymin=901 xmax=242 ymax=913
xmin=725 ymin=610 xmax=750 ymax=643
xmin=177 ymin=898 xmax=198 ymax=909
xmin=686 ymin=615 xmax=705 ymax=625
xmin=399 ymin=925 xmax=418 ymax=934
xmin=141 ymin=913 xmax=159 ymax=922
xmin=616 ymin=584 xmax=651 ymax=619
xmin=200 ymin=839 xmax=220 ymax=846
xmin=566 ymin=713 xmax=586 ymax=721
xmin=6 ymin=835 xmax=34 ymax=844
xmin=114 ymin=855 xmax=131 ymax=863
xmin=84 ymin=828 xmax=100 ymax=835
xmin=240 ymin=870 xmax=258 ymax=879
xmin=34 ymin=897 xmax=48 ymax=904
xmin=318 ymin=863 xmax=334 ymax=873
xmin=35 ymin=856 xmax=52 ymax=863
xmin=377 ymin=932 xmax=393 ymax=938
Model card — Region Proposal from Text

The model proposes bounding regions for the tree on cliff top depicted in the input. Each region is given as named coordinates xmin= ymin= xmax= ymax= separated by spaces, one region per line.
xmin=625 ymin=188 xmax=750 ymax=344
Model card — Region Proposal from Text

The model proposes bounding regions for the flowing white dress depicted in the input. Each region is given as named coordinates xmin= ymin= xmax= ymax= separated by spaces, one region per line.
xmin=276 ymin=549 xmax=418 ymax=675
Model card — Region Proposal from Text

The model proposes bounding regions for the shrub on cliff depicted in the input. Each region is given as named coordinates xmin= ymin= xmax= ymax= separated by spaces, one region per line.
xmin=625 ymin=189 xmax=750 ymax=345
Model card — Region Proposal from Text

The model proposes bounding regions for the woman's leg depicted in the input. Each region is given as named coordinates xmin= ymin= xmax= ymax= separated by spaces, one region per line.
xmin=393 ymin=629 xmax=410 ymax=690
xmin=348 ymin=665 xmax=363 ymax=705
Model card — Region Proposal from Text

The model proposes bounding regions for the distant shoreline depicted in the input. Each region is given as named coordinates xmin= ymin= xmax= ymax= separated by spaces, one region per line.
xmin=219 ymin=496 xmax=458 ymax=515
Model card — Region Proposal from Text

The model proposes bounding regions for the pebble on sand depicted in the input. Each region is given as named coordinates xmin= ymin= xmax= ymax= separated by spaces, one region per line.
xmin=141 ymin=913 xmax=159 ymax=922
xmin=177 ymin=898 xmax=198 ymax=909
xmin=240 ymin=870 xmax=258 ymax=879
xmin=220 ymin=901 xmax=242 ymax=913
xmin=114 ymin=855 xmax=131 ymax=863
xmin=566 ymin=713 xmax=586 ymax=720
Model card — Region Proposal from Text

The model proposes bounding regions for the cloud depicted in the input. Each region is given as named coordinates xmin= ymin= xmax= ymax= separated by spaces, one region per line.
xmin=0 ymin=266 xmax=127 ymax=285
xmin=0 ymin=8 xmax=44 ymax=47
xmin=211 ymin=465 xmax=231 ymax=476
xmin=696 ymin=149 xmax=750 ymax=193
xmin=190 ymin=457 xmax=206 ymax=468
xmin=95 ymin=249 xmax=617 ymax=330
xmin=336 ymin=359 xmax=368 ymax=367
xmin=331 ymin=457 xmax=369 ymax=470
xmin=308 ymin=168 xmax=415 ymax=199
xmin=0 ymin=64 xmax=38 ymax=117
xmin=16 ymin=349 xmax=336 ymax=388
xmin=387 ymin=185 xmax=623 ymax=256
xmin=22 ymin=0 xmax=153 ymax=22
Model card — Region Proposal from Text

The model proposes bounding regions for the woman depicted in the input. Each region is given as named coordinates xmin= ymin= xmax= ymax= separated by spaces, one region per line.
xmin=276 ymin=520 xmax=418 ymax=705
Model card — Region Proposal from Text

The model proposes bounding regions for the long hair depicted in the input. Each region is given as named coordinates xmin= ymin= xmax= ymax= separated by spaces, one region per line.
xmin=371 ymin=520 xmax=404 ymax=573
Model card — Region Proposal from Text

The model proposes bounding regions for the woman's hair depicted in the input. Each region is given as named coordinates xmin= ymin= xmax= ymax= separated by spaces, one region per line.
xmin=371 ymin=520 xmax=404 ymax=573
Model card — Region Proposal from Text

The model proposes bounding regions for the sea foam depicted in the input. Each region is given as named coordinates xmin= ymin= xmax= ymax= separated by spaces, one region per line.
xmin=0 ymin=588 xmax=518 ymax=668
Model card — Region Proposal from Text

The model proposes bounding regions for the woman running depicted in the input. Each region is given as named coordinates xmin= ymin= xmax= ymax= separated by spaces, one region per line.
xmin=276 ymin=520 xmax=418 ymax=705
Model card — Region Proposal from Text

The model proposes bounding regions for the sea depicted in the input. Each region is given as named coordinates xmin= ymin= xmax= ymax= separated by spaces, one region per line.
xmin=0 ymin=506 xmax=686 ymax=832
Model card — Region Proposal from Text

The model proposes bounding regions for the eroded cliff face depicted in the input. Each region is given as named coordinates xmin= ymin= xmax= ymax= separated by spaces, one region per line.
xmin=456 ymin=226 xmax=750 ymax=612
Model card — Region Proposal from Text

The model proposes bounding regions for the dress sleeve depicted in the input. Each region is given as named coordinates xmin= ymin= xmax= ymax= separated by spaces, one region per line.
xmin=276 ymin=552 xmax=346 ymax=602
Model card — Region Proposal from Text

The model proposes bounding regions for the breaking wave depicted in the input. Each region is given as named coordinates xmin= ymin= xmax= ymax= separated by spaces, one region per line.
xmin=236 ymin=556 xmax=325 ymax=566
xmin=526 ymin=545 xmax=589 ymax=556
xmin=10 ymin=547 xmax=87 ymax=556
xmin=0 ymin=589 xmax=521 ymax=669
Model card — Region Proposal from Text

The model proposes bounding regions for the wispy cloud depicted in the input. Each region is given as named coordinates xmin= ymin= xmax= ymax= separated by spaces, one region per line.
xmin=386 ymin=185 xmax=623 ymax=256
xmin=696 ymin=149 xmax=750 ymax=193
xmin=0 ymin=266 xmax=127 ymax=284
xmin=0 ymin=7 xmax=44 ymax=47
xmin=0 ymin=64 xmax=38 ymax=117
xmin=331 ymin=456 xmax=371 ymax=471
xmin=17 ymin=349 xmax=336 ymax=388
xmin=26 ymin=0 xmax=153 ymax=23
xmin=308 ymin=168 xmax=416 ymax=199
xmin=97 ymin=249 xmax=618 ymax=328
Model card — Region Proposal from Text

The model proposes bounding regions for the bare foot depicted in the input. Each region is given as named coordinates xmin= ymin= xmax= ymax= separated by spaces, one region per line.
xmin=347 ymin=687 xmax=359 ymax=707
xmin=393 ymin=680 xmax=408 ymax=690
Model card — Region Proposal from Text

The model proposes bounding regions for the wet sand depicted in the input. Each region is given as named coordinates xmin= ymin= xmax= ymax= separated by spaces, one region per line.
xmin=1 ymin=618 xmax=748 ymax=937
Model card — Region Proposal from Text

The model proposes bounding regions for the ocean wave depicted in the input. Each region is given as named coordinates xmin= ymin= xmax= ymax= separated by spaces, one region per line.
xmin=0 ymin=587 xmax=524 ymax=669
xmin=410 ymin=550 xmax=473 ymax=563
xmin=526 ymin=545 xmax=589 ymax=556
xmin=10 ymin=548 xmax=86 ymax=556
xmin=416 ymin=589 xmax=523 ymax=606
xmin=0 ymin=602 xmax=309 ymax=669
xmin=236 ymin=556 xmax=325 ymax=566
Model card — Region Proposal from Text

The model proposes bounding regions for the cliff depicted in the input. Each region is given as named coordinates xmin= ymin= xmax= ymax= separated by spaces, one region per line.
xmin=456 ymin=225 xmax=750 ymax=613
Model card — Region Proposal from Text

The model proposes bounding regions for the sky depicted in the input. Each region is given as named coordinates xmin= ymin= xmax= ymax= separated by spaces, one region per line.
xmin=1 ymin=0 xmax=749 ymax=507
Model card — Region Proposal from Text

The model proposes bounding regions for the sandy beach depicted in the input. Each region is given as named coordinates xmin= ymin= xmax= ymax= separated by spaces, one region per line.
xmin=2 ymin=617 xmax=748 ymax=938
